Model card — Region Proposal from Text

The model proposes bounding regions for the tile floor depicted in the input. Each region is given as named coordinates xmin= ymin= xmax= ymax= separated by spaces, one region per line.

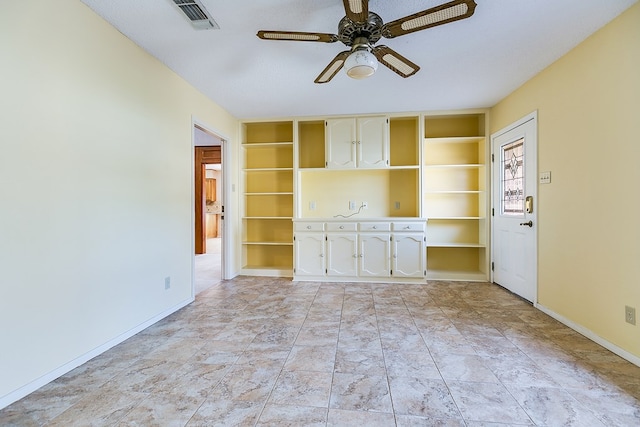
xmin=194 ymin=238 xmax=222 ymax=295
xmin=2 ymin=277 xmax=640 ymax=426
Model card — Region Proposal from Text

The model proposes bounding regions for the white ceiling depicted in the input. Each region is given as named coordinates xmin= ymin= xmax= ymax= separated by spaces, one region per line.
xmin=80 ymin=0 xmax=637 ymax=119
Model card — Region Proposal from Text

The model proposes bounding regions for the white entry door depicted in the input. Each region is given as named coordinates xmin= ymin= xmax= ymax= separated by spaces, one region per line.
xmin=491 ymin=113 xmax=537 ymax=303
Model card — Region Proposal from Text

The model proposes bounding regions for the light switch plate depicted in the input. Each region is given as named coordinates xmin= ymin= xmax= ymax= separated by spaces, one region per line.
xmin=539 ymin=171 xmax=551 ymax=184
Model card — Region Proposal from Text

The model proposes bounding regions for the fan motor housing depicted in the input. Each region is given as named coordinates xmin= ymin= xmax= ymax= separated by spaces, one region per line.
xmin=338 ymin=12 xmax=383 ymax=46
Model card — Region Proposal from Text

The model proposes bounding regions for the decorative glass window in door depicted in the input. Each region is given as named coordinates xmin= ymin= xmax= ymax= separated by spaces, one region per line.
xmin=501 ymin=137 xmax=524 ymax=216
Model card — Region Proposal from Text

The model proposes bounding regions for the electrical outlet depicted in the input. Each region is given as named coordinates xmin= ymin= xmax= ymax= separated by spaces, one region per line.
xmin=165 ymin=276 xmax=171 ymax=290
xmin=625 ymin=306 xmax=636 ymax=325
xmin=362 ymin=201 xmax=368 ymax=209
xmin=395 ymin=201 xmax=401 ymax=210
xmin=309 ymin=201 xmax=316 ymax=211
xmin=349 ymin=200 xmax=356 ymax=210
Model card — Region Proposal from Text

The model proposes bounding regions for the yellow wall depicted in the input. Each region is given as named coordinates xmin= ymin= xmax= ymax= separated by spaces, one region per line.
xmin=490 ymin=3 xmax=640 ymax=357
xmin=299 ymin=169 xmax=419 ymax=218
xmin=0 ymin=0 xmax=239 ymax=405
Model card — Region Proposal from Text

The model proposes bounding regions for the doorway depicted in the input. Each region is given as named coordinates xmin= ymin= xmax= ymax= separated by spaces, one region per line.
xmin=194 ymin=124 xmax=225 ymax=295
xmin=194 ymin=145 xmax=221 ymax=254
xmin=491 ymin=112 xmax=538 ymax=303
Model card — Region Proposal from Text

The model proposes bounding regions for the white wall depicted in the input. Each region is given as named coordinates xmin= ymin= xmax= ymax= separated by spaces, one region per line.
xmin=0 ymin=0 xmax=239 ymax=407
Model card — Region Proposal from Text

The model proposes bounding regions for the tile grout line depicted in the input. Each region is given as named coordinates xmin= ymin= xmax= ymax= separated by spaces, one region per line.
xmin=373 ymin=283 xmax=401 ymax=426
xmin=403 ymin=285 xmax=482 ymax=426
xmin=325 ymin=282 xmax=347 ymax=426
xmin=252 ymin=281 xmax=325 ymax=426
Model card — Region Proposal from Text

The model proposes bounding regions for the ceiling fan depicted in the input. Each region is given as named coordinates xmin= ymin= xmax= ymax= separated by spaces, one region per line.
xmin=257 ymin=0 xmax=477 ymax=83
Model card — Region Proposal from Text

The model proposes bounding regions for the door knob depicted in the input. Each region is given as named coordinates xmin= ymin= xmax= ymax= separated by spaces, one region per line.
xmin=519 ymin=220 xmax=533 ymax=227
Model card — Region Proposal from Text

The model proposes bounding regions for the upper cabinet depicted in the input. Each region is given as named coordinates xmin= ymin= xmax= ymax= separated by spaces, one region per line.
xmin=325 ymin=117 xmax=389 ymax=169
xmin=297 ymin=115 xmax=420 ymax=219
xmin=298 ymin=116 xmax=419 ymax=170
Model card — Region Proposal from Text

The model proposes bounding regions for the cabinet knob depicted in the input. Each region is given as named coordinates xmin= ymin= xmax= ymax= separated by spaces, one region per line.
xmin=373 ymin=226 xmax=377 ymax=229
xmin=320 ymin=254 xmax=323 ymax=257
xmin=306 ymin=225 xmax=311 ymax=229
xmin=339 ymin=225 xmax=344 ymax=229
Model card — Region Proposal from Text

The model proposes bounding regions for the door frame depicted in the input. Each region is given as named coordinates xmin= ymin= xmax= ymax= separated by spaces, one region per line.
xmin=191 ymin=118 xmax=232 ymax=297
xmin=490 ymin=111 xmax=538 ymax=304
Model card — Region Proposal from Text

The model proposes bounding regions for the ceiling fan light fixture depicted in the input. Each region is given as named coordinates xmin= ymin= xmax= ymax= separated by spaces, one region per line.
xmin=345 ymin=48 xmax=378 ymax=79
xmin=257 ymin=0 xmax=478 ymax=83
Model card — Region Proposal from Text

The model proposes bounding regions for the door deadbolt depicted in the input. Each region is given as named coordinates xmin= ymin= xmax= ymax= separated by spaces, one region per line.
xmin=525 ymin=196 xmax=533 ymax=214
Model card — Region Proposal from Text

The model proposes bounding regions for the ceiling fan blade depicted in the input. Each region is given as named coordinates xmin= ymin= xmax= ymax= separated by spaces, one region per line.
xmin=342 ymin=0 xmax=369 ymax=23
xmin=382 ymin=0 xmax=477 ymax=38
xmin=372 ymin=46 xmax=420 ymax=78
xmin=257 ymin=30 xmax=338 ymax=43
xmin=315 ymin=51 xmax=351 ymax=84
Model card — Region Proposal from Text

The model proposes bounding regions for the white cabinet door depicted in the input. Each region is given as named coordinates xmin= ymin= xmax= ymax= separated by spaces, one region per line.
xmin=326 ymin=117 xmax=388 ymax=169
xmin=294 ymin=232 xmax=325 ymax=276
xmin=357 ymin=116 xmax=388 ymax=169
xmin=359 ymin=233 xmax=390 ymax=277
xmin=326 ymin=118 xmax=356 ymax=169
xmin=392 ymin=233 xmax=425 ymax=278
xmin=326 ymin=233 xmax=358 ymax=276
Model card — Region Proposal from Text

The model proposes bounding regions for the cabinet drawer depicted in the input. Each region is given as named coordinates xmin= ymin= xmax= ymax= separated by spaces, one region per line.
xmin=392 ymin=222 xmax=425 ymax=232
xmin=326 ymin=222 xmax=357 ymax=232
xmin=294 ymin=222 xmax=324 ymax=232
xmin=359 ymin=222 xmax=391 ymax=232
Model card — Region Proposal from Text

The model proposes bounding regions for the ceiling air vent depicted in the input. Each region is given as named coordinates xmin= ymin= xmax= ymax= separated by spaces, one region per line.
xmin=172 ymin=0 xmax=219 ymax=30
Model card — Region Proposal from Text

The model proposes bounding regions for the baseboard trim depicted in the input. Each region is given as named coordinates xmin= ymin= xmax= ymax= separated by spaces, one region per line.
xmin=0 ymin=297 xmax=194 ymax=410
xmin=536 ymin=303 xmax=640 ymax=368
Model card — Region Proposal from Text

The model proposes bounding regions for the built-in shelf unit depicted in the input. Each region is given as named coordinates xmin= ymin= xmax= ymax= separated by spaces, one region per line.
xmin=241 ymin=121 xmax=294 ymax=276
xmin=423 ymin=113 xmax=489 ymax=280
xmin=240 ymin=111 xmax=489 ymax=282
